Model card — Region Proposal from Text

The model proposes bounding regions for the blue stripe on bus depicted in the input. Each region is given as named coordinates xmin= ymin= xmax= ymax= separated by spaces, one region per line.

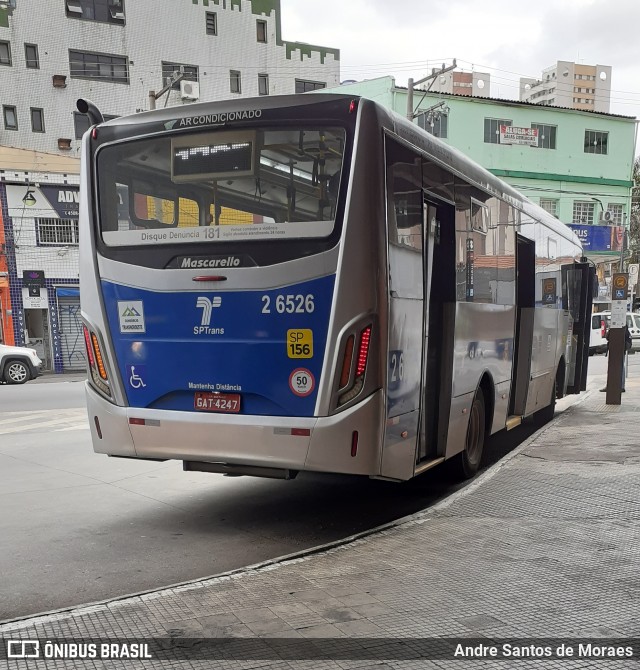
xmin=101 ymin=275 xmax=335 ymax=416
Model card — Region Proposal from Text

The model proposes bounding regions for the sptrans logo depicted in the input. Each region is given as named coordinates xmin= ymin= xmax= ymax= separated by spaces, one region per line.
xmin=195 ymin=297 xmax=224 ymax=335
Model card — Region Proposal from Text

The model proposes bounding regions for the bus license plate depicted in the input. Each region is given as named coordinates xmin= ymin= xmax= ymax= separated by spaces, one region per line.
xmin=194 ymin=392 xmax=241 ymax=413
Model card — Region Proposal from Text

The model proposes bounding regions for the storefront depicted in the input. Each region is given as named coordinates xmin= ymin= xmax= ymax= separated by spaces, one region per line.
xmin=2 ymin=182 xmax=82 ymax=372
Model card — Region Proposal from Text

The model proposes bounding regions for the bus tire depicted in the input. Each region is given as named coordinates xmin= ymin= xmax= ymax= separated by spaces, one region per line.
xmin=455 ymin=388 xmax=486 ymax=479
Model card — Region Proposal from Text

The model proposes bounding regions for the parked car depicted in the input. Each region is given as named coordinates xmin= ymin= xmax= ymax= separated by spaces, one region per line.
xmin=589 ymin=311 xmax=640 ymax=355
xmin=0 ymin=343 xmax=43 ymax=384
xmin=589 ymin=312 xmax=609 ymax=355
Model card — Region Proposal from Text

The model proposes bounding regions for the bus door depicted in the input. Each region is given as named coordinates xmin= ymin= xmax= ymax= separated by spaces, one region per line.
xmin=563 ymin=261 xmax=595 ymax=393
xmin=417 ymin=201 xmax=444 ymax=463
xmin=382 ymin=139 xmax=426 ymax=479
xmin=509 ymin=234 xmax=536 ymax=415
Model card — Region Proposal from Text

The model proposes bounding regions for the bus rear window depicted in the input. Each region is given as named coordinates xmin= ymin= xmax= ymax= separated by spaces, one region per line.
xmin=96 ymin=127 xmax=345 ymax=247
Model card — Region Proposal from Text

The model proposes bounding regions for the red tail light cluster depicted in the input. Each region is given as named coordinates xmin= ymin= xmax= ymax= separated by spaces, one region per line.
xmin=337 ymin=324 xmax=372 ymax=407
xmin=601 ymin=320 xmax=606 ymax=338
xmin=83 ymin=324 xmax=111 ymax=397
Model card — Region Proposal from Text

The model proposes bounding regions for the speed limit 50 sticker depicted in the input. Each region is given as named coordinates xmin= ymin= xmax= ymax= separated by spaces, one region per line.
xmin=289 ymin=368 xmax=315 ymax=397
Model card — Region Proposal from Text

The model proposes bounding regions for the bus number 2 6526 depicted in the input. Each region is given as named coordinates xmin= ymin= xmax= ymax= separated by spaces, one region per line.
xmin=261 ymin=294 xmax=315 ymax=314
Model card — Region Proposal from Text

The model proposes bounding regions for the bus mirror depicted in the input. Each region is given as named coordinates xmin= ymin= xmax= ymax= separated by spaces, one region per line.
xmin=128 ymin=181 xmax=179 ymax=228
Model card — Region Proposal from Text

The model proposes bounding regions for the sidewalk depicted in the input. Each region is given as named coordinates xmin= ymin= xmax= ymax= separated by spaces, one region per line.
xmin=32 ymin=371 xmax=86 ymax=384
xmin=2 ymin=363 xmax=639 ymax=667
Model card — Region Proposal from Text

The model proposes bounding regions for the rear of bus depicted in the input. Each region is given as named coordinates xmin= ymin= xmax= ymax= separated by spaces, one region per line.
xmin=80 ymin=95 xmax=386 ymax=479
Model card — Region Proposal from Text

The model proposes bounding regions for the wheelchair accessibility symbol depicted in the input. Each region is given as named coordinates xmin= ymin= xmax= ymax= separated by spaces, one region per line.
xmin=126 ymin=365 xmax=147 ymax=389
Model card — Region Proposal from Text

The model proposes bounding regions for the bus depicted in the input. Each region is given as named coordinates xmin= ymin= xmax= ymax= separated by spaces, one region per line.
xmin=78 ymin=94 xmax=594 ymax=482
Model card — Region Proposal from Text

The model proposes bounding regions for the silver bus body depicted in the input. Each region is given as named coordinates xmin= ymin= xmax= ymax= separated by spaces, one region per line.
xmin=79 ymin=95 xmax=592 ymax=481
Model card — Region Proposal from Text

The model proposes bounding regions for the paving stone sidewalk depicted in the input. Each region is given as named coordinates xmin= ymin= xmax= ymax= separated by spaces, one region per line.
xmin=2 ymin=370 xmax=639 ymax=668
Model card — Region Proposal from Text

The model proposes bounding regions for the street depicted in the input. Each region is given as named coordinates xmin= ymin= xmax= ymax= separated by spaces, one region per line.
xmin=0 ymin=356 xmax=626 ymax=621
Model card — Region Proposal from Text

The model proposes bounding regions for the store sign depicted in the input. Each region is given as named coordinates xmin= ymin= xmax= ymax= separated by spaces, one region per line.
xmin=23 ymin=270 xmax=45 ymax=287
xmin=6 ymin=185 xmax=79 ymax=219
xmin=568 ymin=224 xmax=625 ymax=252
xmin=500 ymin=125 xmax=538 ymax=146
xmin=22 ymin=287 xmax=49 ymax=309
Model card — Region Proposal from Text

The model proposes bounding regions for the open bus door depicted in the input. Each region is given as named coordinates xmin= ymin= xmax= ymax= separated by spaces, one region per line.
xmin=562 ymin=261 xmax=596 ymax=394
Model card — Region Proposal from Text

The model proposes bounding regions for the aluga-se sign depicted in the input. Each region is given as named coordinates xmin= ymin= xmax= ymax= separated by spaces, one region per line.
xmin=499 ymin=125 xmax=538 ymax=146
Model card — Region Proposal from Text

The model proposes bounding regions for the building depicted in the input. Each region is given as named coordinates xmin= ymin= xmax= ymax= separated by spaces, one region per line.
xmin=519 ymin=61 xmax=612 ymax=114
xmin=0 ymin=0 xmax=339 ymax=372
xmin=0 ymin=0 xmax=340 ymax=156
xmin=0 ymin=147 xmax=80 ymax=370
xmin=329 ymin=76 xmax=635 ymax=305
xmin=423 ymin=68 xmax=491 ymax=98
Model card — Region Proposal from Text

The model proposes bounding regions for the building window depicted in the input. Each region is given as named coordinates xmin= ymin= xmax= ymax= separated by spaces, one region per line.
xmin=540 ymin=199 xmax=558 ymax=217
xmin=258 ymin=73 xmax=269 ymax=96
xmin=256 ymin=19 xmax=267 ymax=43
xmin=74 ymin=111 xmax=117 ymax=139
xmin=607 ymin=204 xmax=624 ymax=225
xmin=36 ymin=218 xmax=80 ymax=246
xmin=584 ymin=129 xmax=608 ymax=154
xmin=572 ymin=201 xmax=596 ymax=225
xmin=295 ymin=79 xmax=326 ymax=93
xmin=25 ymin=43 xmax=39 ymax=69
xmin=205 ymin=11 xmax=217 ymax=35
xmin=417 ymin=111 xmax=448 ymax=139
xmin=0 ymin=41 xmax=11 ymax=66
xmin=69 ymin=50 xmax=129 ymax=84
xmin=531 ymin=123 xmax=556 ymax=150
xmin=484 ymin=118 xmax=512 ymax=144
xmin=30 ymin=108 xmax=45 ymax=133
xmin=161 ymin=61 xmax=199 ymax=90
xmin=3 ymin=105 xmax=17 ymax=130
xmin=230 ymin=70 xmax=241 ymax=94
xmin=65 ymin=0 xmax=125 ymax=25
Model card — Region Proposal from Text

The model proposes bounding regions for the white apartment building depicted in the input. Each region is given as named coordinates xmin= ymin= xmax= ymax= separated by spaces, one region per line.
xmin=520 ymin=61 xmax=611 ymax=113
xmin=423 ymin=69 xmax=491 ymax=98
xmin=0 ymin=0 xmax=339 ymax=371
xmin=0 ymin=0 xmax=340 ymax=156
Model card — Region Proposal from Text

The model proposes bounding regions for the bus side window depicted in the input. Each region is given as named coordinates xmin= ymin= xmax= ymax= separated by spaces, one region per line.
xmin=385 ymin=137 xmax=423 ymax=299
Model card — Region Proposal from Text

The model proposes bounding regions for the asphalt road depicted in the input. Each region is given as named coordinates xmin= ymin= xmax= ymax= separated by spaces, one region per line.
xmin=0 ymin=358 xmax=615 ymax=621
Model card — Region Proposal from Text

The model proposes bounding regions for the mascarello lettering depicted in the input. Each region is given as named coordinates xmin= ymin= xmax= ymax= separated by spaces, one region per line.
xmin=180 ymin=256 xmax=241 ymax=269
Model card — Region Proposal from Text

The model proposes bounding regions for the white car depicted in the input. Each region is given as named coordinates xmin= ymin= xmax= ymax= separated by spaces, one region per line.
xmin=590 ymin=311 xmax=640 ymax=355
xmin=0 ymin=343 xmax=43 ymax=384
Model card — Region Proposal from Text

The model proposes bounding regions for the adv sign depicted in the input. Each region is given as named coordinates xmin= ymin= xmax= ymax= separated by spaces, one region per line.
xmin=499 ymin=125 xmax=538 ymax=146
xmin=6 ymin=185 xmax=79 ymax=219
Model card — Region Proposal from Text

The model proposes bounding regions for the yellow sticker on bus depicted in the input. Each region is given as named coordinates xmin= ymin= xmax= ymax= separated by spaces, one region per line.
xmin=287 ymin=329 xmax=313 ymax=359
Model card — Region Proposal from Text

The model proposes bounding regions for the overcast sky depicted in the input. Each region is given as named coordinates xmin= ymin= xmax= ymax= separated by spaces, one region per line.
xmin=281 ymin=0 xmax=640 ymax=128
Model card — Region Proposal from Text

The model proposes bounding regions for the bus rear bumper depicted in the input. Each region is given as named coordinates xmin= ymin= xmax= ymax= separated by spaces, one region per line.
xmin=85 ymin=387 xmax=384 ymax=476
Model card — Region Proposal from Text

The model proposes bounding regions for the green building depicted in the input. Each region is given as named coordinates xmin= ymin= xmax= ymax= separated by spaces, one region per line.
xmin=325 ymin=76 xmax=637 ymax=305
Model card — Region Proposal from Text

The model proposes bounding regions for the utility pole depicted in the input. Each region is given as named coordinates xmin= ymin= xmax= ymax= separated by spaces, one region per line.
xmin=148 ymin=68 xmax=186 ymax=111
xmin=407 ymin=59 xmax=457 ymax=121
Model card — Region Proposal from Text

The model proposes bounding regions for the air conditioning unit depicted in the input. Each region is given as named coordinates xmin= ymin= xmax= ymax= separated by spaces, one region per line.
xmin=599 ymin=210 xmax=613 ymax=224
xmin=180 ymin=80 xmax=200 ymax=101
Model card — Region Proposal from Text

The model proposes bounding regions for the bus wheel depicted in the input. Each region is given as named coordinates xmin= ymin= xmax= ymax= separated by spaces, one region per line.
xmin=455 ymin=388 xmax=486 ymax=479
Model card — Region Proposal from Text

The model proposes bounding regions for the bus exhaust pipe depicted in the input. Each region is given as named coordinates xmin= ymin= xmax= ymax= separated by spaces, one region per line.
xmin=76 ymin=98 xmax=104 ymax=125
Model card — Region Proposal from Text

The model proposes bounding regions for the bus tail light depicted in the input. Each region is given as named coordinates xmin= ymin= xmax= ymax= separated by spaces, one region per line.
xmin=338 ymin=325 xmax=372 ymax=406
xmin=339 ymin=335 xmax=355 ymax=389
xmin=83 ymin=324 xmax=111 ymax=397
xmin=351 ymin=431 xmax=359 ymax=457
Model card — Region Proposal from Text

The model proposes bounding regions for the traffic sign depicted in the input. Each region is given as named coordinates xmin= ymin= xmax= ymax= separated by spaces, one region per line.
xmin=613 ymin=273 xmax=628 ymax=290
xmin=629 ymin=264 xmax=639 ymax=281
